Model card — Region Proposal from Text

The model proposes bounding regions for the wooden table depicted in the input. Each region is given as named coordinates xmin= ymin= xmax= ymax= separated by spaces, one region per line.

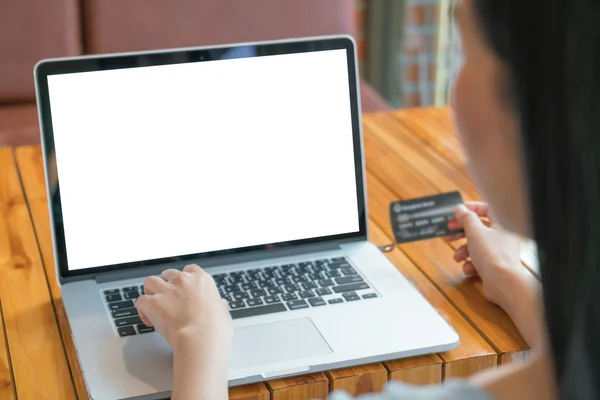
xmin=0 ymin=108 xmax=537 ymax=399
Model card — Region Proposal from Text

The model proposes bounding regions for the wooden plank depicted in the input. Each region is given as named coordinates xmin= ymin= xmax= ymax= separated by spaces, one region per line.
xmin=15 ymin=146 xmax=274 ymax=400
xmin=229 ymin=383 xmax=270 ymax=400
xmin=267 ymin=373 xmax=329 ymax=400
xmin=385 ymin=355 xmax=442 ymax=386
xmin=0 ymin=299 xmax=15 ymax=400
xmin=368 ymin=218 xmax=497 ymax=379
xmin=0 ymin=147 xmax=76 ymax=399
xmin=391 ymin=108 xmax=468 ymax=172
xmin=14 ymin=145 xmax=89 ymax=399
xmin=364 ymin=161 xmax=529 ymax=364
xmin=326 ymin=364 xmax=387 ymax=395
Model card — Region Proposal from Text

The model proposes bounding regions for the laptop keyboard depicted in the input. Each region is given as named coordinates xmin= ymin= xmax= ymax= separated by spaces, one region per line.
xmin=103 ymin=257 xmax=377 ymax=337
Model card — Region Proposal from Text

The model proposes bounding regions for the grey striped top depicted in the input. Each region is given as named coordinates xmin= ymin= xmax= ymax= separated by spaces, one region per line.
xmin=327 ymin=380 xmax=493 ymax=400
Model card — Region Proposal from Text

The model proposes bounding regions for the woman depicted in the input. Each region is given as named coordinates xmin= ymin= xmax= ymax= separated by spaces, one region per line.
xmin=135 ymin=0 xmax=600 ymax=398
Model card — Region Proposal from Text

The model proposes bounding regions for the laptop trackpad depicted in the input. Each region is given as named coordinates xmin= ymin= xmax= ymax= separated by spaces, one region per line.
xmin=230 ymin=318 xmax=332 ymax=370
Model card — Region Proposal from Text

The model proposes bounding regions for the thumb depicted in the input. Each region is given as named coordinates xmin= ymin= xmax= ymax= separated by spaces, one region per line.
xmin=455 ymin=204 xmax=485 ymax=233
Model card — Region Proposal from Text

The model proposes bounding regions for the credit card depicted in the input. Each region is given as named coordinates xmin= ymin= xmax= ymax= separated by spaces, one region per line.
xmin=390 ymin=191 xmax=464 ymax=244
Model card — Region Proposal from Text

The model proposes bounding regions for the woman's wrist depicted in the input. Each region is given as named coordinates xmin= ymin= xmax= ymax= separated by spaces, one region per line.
xmin=500 ymin=268 xmax=544 ymax=350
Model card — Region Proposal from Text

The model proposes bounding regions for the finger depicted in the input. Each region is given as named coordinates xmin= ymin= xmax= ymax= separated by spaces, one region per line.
xmin=444 ymin=233 xmax=465 ymax=242
xmin=453 ymin=244 xmax=470 ymax=262
xmin=136 ymin=295 xmax=155 ymax=326
xmin=161 ymin=268 xmax=180 ymax=282
xmin=138 ymin=309 xmax=154 ymax=327
xmin=143 ymin=275 xmax=169 ymax=294
xmin=463 ymin=261 xmax=477 ymax=277
xmin=182 ymin=264 xmax=203 ymax=274
xmin=454 ymin=204 xmax=487 ymax=233
xmin=464 ymin=202 xmax=491 ymax=218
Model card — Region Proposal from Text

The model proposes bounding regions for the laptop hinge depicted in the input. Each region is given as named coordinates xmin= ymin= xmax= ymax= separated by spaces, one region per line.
xmin=94 ymin=240 xmax=346 ymax=284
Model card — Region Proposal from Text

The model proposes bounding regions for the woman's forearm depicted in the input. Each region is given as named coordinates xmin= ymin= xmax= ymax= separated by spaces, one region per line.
xmin=172 ymin=331 xmax=230 ymax=400
xmin=501 ymin=269 xmax=545 ymax=351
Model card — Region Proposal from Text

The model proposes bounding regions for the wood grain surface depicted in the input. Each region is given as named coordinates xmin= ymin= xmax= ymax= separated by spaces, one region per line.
xmin=0 ymin=147 xmax=76 ymax=399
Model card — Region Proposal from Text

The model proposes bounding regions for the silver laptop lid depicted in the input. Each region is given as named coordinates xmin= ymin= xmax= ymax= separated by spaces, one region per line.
xmin=34 ymin=36 xmax=367 ymax=283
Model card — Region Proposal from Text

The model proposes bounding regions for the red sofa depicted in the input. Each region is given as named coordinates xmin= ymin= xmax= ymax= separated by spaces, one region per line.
xmin=0 ymin=0 xmax=390 ymax=146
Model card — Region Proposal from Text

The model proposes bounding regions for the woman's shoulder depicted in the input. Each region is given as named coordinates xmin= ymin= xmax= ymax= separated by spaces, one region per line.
xmin=328 ymin=380 xmax=494 ymax=400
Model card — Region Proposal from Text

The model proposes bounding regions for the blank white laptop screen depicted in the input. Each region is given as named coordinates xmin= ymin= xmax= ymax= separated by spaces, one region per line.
xmin=46 ymin=49 xmax=360 ymax=271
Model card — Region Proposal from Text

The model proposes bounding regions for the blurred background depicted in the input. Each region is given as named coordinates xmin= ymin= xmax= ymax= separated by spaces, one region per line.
xmin=0 ymin=0 xmax=461 ymax=146
xmin=359 ymin=0 xmax=461 ymax=108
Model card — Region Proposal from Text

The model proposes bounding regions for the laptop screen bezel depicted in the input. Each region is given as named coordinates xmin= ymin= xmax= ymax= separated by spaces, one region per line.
xmin=35 ymin=36 xmax=368 ymax=280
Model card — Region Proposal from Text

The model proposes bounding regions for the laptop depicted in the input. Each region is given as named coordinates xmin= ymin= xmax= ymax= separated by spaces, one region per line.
xmin=34 ymin=35 xmax=459 ymax=400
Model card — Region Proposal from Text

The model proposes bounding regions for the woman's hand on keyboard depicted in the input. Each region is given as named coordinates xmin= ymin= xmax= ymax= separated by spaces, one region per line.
xmin=136 ymin=264 xmax=232 ymax=348
xmin=136 ymin=264 xmax=232 ymax=400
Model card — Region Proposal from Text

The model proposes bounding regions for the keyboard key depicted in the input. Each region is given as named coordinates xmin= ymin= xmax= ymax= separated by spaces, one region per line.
xmin=275 ymin=278 xmax=289 ymax=286
xmin=230 ymin=303 xmax=287 ymax=319
xmin=318 ymin=279 xmax=335 ymax=287
xmin=268 ymin=287 xmax=284 ymax=295
xmin=139 ymin=285 xmax=144 ymax=294
xmin=292 ymin=275 xmax=308 ymax=283
xmin=115 ymin=316 xmax=142 ymax=327
xmin=105 ymin=294 xmax=123 ymax=302
xmin=250 ymin=289 xmax=266 ymax=298
xmin=287 ymin=300 xmax=309 ymax=310
xmin=312 ymin=264 xmax=327 ymax=272
xmin=316 ymin=287 xmax=332 ymax=296
xmin=104 ymin=289 xmax=120 ymax=295
xmin=326 ymin=270 xmax=341 ymax=278
xmin=301 ymin=282 xmax=318 ymax=290
xmin=298 ymin=262 xmax=313 ymax=268
xmin=296 ymin=266 xmax=311 ymax=275
xmin=136 ymin=324 xmax=155 ymax=334
xmin=109 ymin=300 xmax=135 ymax=310
xmin=117 ymin=326 xmax=136 ymax=337
xmin=284 ymin=284 xmax=300 ymax=293
xmin=315 ymin=259 xmax=329 ymax=267
xmin=309 ymin=297 xmax=326 ymax=307
xmin=342 ymin=267 xmax=357 ymax=276
xmin=259 ymin=280 xmax=275 ymax=288
xmin=263 ymin=271 xmax=276 ymax=279
xmin=233 ymin=291 xmax=249 ymax=300
xmin=281 ymin=264 xmax=296 ymax=270
xmin=299 ymin=290 xmax=315 ymax=299
xmin=222 ymin=294 xmax=232 ymax=302
xmin=224 ymin=284 xmax=239 ymax=293
xmin=242 ymin=282 xmax=258 ymax=291
xmin=247 ymin=298 xmax=264 ymax=307
xmin=329 ymin=262 xmax=351 ymax=269
xmin=123 ymin=291 xmax=140 ymax=300
xmin=333 ymin=282 xmax=369 ymax=293
xmin=363 ymin=293 xmax=378 ymax=299
xmin=335 ymin=275 xmax=363 ymax=285
xmin=214 ymin=277 xmax=227 ymax=286
xmin=264 ymin=295 xmax=281 ymax=304
xmin=282 ymin=293 xmax=298 ymax=301
xmin=331 ymin=257 xmax=347 ymax=262
xmin=309 ymin=272 xmax=323 ymax=280
xmin=265 ymin=266 xmax=280 ymax=274
xmin=343 ymin=292 xmax=361 ymax=301
xmin=228 ymin=276 xmax=244 ymax=284
xmin=229 ymin=300 xmax=246 ymax=309
xmin=123 ymin=286 xmax=138 ymax=292
xmin=213 ymin=273 xmax=227 ymax=280
xmin=112 ymin=308 xmax=138 ymax=319
xmin=230 ymin=271 xmax=244 ymax=277
xmin=328 ymin=298 xmax=344 ymax=304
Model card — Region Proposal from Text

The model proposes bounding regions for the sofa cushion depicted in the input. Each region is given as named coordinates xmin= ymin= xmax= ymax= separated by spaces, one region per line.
xmin=0 ymin=0 xmax=82 ymax=103
xmin=82 ymin=0 xmax=355 ymax=54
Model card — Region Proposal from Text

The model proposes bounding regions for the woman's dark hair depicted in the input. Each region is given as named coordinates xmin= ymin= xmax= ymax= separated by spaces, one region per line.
xmin=473 ymin=1 xmax=600 ymax=398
